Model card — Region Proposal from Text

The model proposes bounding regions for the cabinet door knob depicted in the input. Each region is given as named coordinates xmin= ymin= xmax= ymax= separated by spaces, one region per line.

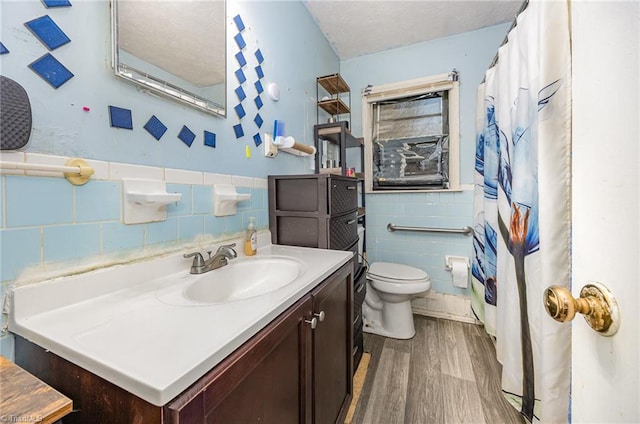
xmin=305 ymin=317 xmax=318 ymax=329
xmin=314 ymin=311 xmax=326 ymax=322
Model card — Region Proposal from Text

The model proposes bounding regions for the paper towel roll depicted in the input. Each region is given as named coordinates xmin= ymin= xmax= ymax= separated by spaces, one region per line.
xmin=448 ymin=256 xmax=469 ymax=289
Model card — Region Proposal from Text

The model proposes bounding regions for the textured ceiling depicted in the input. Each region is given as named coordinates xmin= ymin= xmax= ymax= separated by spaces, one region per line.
xmin=304 ymin=0 xmax=524 ymax=60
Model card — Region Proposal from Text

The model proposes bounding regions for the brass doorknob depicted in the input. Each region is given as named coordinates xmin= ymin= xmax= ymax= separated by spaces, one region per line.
xmin=543 ymin=282 xmax=620 ymax=336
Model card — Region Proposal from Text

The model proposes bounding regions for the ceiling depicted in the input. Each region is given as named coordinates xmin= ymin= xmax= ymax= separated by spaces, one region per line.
xmin=303 ymin=0 xmax=524 ymax=60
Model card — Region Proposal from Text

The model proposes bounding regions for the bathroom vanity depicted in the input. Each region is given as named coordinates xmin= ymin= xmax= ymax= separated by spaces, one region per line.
xmin=10 ymin=244 xmax=353 ymax=424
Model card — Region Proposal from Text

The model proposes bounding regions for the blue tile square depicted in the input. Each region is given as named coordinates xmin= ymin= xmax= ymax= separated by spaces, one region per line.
xmin=254 ymin=96 xmax=263 ymax=110
xmin=254 ymin=113 xmax=263 ymax=128
xmin=255 ymin=65 xmax=264 ymax=79
xmin=235 ymin=86 xmax=246 ymax=102
xmin=0 ymin=228 xmax=41 ymax=282
xmin=146 ymin=217 xmax=178 ymax=246
xmin=144 ymin=115 xmax=167 ymax=140
xmin=255 ymin=80 xmax=263 ymax=94
xmin=253 ymin=133 xmax=262 ymax=147
xmin=233 ymin=15 xmax=245 ymax=32
xmin=108 ymin=105 xmax=133 ymax=129
xmin=204 ymin=130 xmax=216 ymax=148
xmin=24 ymin=15 xmax=70 ymax=50
xmin=29 ymin=53 xmax=74 ymax=89
xmin=166 ymin=184 xmax=191 ymax=216
xmin=234 ymin=103 xmax=246 ymax=119
xmin=102 ymin=222 xmax=143 ymax=255
xmin=179 ymin=215 xmax=204 ymax=241
xmin=235 ymin=51 xmax=246 ymax=67
xmin=255 ymin=49 xmax=264 ymax=64
xmin=0 ymin=42 xmax=9 ymax=55
xmin=234 ymin=33 xmax=246 ymax=50
xmin=235 ymin=69 xmax=246 ymax=84
xmin=193 ymin=186 xmax=213 ymax=214
xmin=41 ymin=0 xmax=72 ymax=7
xmin=44 ymin=223 xmax=101 ymax=263
xmin=75 ymin=181 xmax=120 ymax=223
xmin=5 ymin=176 xmax=72 ymax=227
xmin=178 ymin=125 xmax=196 ymax=147
xmin=233 ymin=124 xmax=244 ymax=139
xmin=204 ymin=216 xmax=225 ymax=236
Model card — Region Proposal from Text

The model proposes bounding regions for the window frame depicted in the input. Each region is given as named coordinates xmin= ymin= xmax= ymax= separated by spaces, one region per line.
xmin=362 ymin=72 xmax=460 ymax=193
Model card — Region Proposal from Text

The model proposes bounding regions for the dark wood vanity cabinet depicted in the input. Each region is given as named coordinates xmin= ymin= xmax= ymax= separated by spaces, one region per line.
xmin=14 ymin=262 xmax=353 ymax=424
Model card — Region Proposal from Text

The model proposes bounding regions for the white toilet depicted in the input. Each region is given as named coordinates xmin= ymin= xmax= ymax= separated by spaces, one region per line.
xmin=363 ymin=262 xmax=431 ymax=339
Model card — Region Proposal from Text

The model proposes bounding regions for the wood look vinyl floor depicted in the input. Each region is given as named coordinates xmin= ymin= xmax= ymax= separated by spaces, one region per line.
xmin=351 ymin=316 xmax=526 ymax=424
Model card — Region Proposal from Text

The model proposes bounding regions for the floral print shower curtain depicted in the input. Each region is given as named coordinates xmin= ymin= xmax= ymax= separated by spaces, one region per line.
xmin=471 ymin=1 xmax=572 ymax=422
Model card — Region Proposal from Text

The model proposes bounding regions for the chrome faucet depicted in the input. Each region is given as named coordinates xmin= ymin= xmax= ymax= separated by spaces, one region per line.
xmin=183 ymin=243 xmax=237 ymax=274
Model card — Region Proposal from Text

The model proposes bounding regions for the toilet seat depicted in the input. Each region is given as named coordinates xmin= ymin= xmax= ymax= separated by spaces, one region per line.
xmin=368 ymin=262 xmax=430 ymax=283
xmin=367 ymin=262 xmax=430 ymax=295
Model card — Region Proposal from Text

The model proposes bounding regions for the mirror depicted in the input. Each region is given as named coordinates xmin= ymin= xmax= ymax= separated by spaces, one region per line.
xmin=112 ymin=0 xmax=226 ymax=117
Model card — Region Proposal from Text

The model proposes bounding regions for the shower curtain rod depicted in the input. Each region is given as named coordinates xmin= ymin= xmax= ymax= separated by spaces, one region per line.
xmin=484 ymin=0 xmax=530 ymax=77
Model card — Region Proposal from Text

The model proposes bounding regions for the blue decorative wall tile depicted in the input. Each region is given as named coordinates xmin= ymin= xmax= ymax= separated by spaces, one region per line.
xmin=235 ymin=86 xmax=246 ymax=102
xmin=253 ymin=133 xmax=262 ymax=147
xmin=108 ymin=105 xmax=133 ymax=129
xmin=144 ymin=115 xmax=167 ymax=140
xmin=255 ymin=80 xmax=263 ymax=94
xmin=235 ymin=51 xmax=246 ymax=67
xmin=235 ymin=69 xmax=246 ymax=84
xmin=254 ymin=96 xmax=263 ymax=110
xmin=24 ymin=15 xmax=70 ymax=50
xmin=41 ymin=0 xmax=72 ymax=7
xmin=255 ymin=49 xmax=264 ymax=64
xmin=204 ymin=216 xmax=225 ymax=235
xmin=234 ymin=103 xmax=246 ymax=119
xmin=233 ymin=15 xmax=245 ymax=32
xmin=204 ymin=130 xmax=216 ymax=148
xmin=255 ymin=65 xmax=264 ymax=79
xmin=233 ymin=33 xmax=246 ymax=50
xmin=233 ymin=124 xmax=244 ymax=139
xmin=254 ymin=113 xmax=263 ymax=128
xmin=178 ymin=125 xmax=196 ymax=147
xmin=0 ymin=42 xmax=9 ymax=55
xmin=29 ymin=53 xmax=73 ymax=88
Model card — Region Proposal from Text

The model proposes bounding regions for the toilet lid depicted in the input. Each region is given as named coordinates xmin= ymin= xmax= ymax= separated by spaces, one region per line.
xmin=368 ymin=262 xmax=429 ymax=282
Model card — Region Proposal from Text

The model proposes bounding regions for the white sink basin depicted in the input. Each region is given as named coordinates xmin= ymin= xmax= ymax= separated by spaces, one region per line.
xmin=184 ymin=256 xmax=304 ymax=304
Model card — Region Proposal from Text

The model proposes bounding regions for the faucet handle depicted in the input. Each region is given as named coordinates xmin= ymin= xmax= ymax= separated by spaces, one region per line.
xmin=183 ymin=252 xmax=205 ymax=267
xmin=215 ymin=243 xmax=238 ymax=259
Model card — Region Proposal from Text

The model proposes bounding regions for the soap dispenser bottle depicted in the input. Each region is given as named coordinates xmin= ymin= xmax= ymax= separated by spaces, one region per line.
xmin=245 ymin=217 xmax=257 ymax=256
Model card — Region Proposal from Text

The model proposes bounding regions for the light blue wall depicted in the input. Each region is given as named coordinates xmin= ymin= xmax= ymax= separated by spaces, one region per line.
xmin=340 ymin=24 xmax=510 ymax=295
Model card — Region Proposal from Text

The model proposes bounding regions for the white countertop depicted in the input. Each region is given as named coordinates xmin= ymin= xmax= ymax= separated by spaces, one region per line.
xmin=9 ymin=244 xmax=352 ymax=406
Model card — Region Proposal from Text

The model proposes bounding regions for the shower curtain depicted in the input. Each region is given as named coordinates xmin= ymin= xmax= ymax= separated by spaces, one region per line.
xmin=471 ymin=0 xmax=571 ymax=422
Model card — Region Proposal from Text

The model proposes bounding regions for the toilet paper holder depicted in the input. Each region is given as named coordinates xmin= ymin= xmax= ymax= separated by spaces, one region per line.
xmin=444 ymin=255 xmax=470 ymax=271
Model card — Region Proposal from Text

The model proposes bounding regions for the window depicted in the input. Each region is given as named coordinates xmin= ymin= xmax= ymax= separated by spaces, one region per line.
xmin=362 ymin=71 xmax=460 ymax=192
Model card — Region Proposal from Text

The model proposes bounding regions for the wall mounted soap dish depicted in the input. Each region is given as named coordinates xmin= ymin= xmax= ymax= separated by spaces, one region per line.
xmin=213 ymin=184 xmax=250 ymax=216
xmin=123 ymin=178 xmax=182 ymax=224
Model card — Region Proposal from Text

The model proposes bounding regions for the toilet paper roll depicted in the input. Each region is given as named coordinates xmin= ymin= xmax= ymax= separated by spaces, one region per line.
xmin=450 ymin=258 xmax=469 ymax=289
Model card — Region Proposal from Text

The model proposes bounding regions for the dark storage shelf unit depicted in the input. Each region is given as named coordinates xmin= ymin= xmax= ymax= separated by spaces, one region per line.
xmin=268 ymin=173 xmax=366 ymax=373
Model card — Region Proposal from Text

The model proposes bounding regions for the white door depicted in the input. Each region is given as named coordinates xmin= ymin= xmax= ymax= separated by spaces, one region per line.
xmin=570 ymin=1 xmax=639 ymax=422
